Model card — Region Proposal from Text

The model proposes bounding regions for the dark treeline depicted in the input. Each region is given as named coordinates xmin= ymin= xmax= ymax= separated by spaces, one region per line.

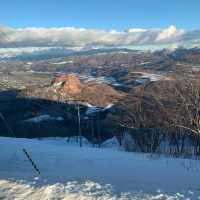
xmin=0 ymin=89 xmax=113 ymax=144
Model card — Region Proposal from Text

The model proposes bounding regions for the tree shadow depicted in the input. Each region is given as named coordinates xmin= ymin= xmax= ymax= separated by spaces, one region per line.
xmin=0 ymin=89 xmax=114 ymax=142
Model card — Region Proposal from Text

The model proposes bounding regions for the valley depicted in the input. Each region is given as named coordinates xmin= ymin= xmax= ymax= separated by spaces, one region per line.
xmin=1 ymin=48 xmax=200 ymax=153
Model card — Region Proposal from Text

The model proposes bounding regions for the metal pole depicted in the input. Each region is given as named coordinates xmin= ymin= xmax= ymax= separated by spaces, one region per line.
xmin=97 ymin=112 xmax=101 ymax=148
xmin=0 ymin=113 xmax=15 ymax=137
xmin=77 ymin=104 xmax=82 ymax=147
xmin=91 ymin=116 xmax=95 ymax=147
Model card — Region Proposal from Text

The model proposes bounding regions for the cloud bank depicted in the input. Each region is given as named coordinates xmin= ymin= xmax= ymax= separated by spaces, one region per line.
xmin=0 ymin=25 xmax=199 ymax=49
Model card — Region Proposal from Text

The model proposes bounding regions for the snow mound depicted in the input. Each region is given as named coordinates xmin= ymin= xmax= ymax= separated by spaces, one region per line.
xmin=101 ymin=137 xmax=120 ymax=149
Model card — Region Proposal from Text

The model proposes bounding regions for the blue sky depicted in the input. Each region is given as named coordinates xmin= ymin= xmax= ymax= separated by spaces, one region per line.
xmin=0 ymin=0 xmax=199 ymax=30
xmin=0 ymin=0 xmax=200 ymax=51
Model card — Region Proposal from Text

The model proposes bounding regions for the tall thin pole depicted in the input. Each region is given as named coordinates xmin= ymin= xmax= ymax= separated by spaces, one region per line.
xmin=91 ymin=116 xmax=95 ymax=147
xmin=77 ymin=104 xmax=82 ymax=147
xmin=97 ymin=112 xmax=101 ymax=148
xmin=0 ymin=113 xmax=15 ymax=137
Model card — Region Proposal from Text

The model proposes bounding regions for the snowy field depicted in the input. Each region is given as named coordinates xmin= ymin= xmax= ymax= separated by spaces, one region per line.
xmin=0 ymin=137 xmax=200 ymax=200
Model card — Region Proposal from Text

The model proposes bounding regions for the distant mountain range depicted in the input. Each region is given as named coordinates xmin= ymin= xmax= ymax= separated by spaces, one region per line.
xmin=154 ymin=47 xmax=200 ymax=64
xmin=0 ymin=47 xmax=137 ymax=61
xmin=1 ymin=46 xmax=200 ymax=64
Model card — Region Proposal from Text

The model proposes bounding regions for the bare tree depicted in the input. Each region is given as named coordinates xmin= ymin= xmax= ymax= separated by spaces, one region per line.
xmin=116 ymin=77 xmax=200 ymax=157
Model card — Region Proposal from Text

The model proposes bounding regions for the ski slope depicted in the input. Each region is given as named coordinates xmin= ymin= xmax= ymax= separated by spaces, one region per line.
xmin=0 ymin=137 xmax=200 ymax=200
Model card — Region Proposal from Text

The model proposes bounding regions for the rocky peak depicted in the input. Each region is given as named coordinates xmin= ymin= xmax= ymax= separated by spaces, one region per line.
xmin=22 ymin=73 xmax=122 ymax=107
xmin=52 ymin=73 xmax=83 ymax=95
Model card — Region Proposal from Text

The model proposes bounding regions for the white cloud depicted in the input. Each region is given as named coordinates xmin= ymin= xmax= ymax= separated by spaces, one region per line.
xmin=156 ymin=25 xmax=184 ymax=43
xmin=0 ymin=25 xmax=198 ymax=49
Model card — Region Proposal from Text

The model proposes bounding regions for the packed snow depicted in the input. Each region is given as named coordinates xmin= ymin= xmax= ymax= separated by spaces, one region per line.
xmin=0 ymin=137 xmax=200 ymax=200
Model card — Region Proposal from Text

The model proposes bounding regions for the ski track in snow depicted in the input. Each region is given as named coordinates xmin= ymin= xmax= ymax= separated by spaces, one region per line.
xmin=0 ymin=137 xmax=200 ymax=200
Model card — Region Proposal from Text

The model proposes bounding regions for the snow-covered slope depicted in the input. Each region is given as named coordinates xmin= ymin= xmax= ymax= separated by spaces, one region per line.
xmin=0 ymin=137 xmax=200 ymax=200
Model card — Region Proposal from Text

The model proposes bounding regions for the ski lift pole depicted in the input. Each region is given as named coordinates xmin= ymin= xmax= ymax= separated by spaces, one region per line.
xmin=91 ymin=116 xmax=95 ymax=147
xmin=97 ymin=112 xmax=101 ymax=148
xmin=77 ymin=104 xmax=82 ymax=147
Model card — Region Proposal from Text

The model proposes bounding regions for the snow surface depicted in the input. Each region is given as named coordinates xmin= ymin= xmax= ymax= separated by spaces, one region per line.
xmin=140 ymin=72 xmax=168 ymax=82
xmin=23 ymin=115 xmax=64 ymax=123
xmin=133 ymin=72 xmax=171 ymax=83
xmin=71 ymin=73 xmax=123 ymax=87
xmin=52 ymin=61 xmax=73 ymax=65
xmin=192 ymin=66 xmax=200 ymax=72
xmin=0 ymin=137 xmax=200 ymax=200
xmin=139 ymin=62 xmax=152 ymax=66
xmin=85 ymin=104 xmax=113 ymax=116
